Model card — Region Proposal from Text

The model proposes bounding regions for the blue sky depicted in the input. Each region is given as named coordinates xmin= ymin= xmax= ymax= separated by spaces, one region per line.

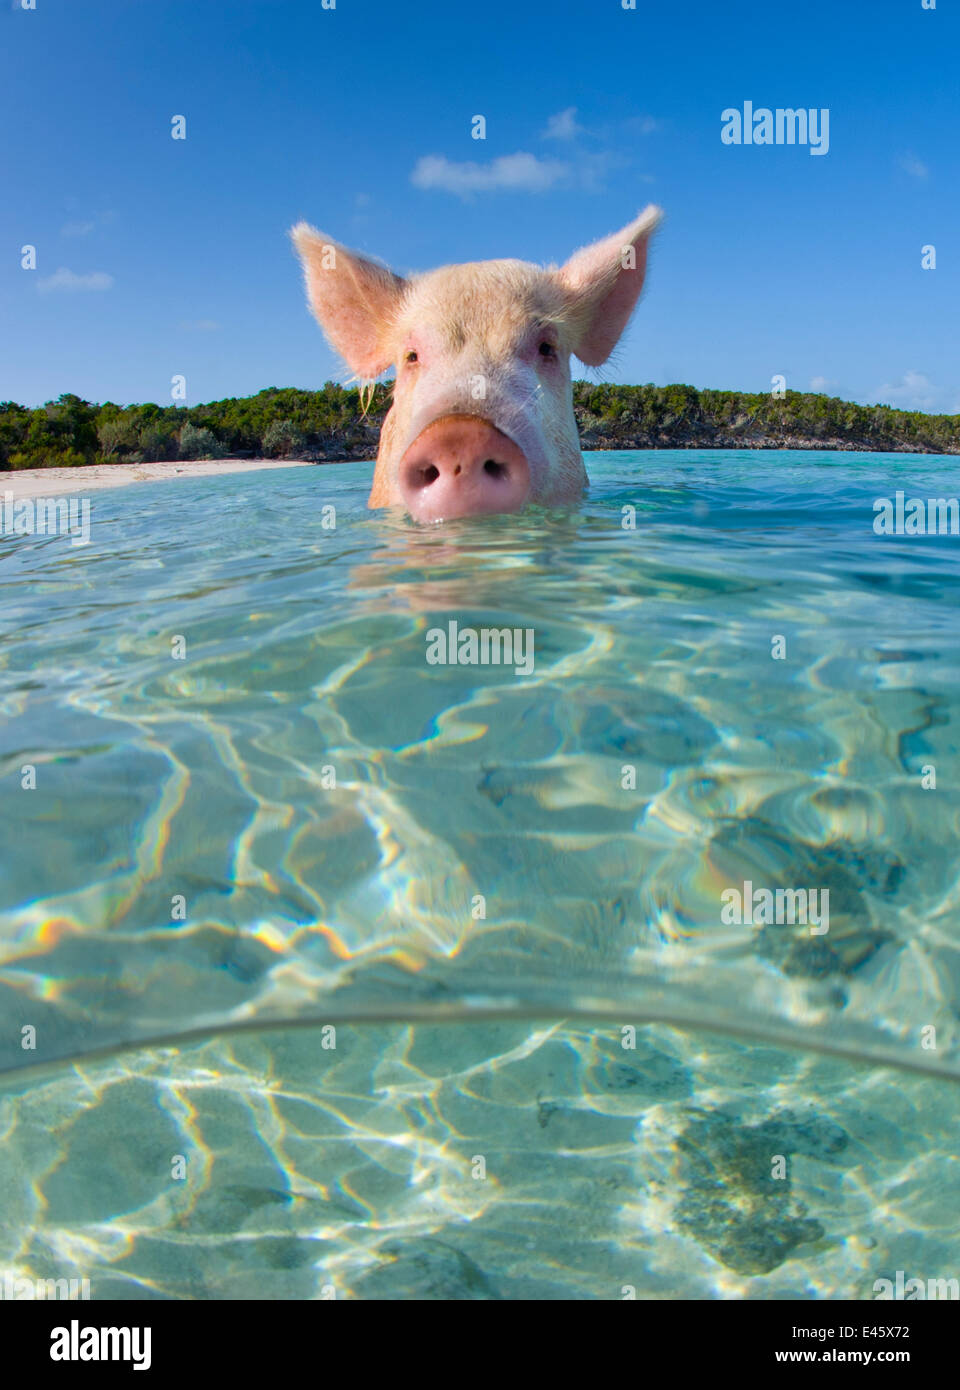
xmin=1 ymin=0 xmax=957 ymax=413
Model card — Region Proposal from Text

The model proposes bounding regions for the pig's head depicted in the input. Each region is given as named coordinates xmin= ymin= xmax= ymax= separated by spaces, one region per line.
xmin=291 ymin=207 xmax=662 ymax=522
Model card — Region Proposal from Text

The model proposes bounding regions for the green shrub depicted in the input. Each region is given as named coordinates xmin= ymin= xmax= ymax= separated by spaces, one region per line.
xmin=138 ymin=426 xmax=175 ymax=462
xmin=261 ymin=419 xmax=307 ymax=458
xmin=178 ymin=423 xmax=226 ymax=460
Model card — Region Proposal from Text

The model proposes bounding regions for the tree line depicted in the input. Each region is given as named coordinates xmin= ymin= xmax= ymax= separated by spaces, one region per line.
xmin=1 ymin=382 xmax=958 ymax=471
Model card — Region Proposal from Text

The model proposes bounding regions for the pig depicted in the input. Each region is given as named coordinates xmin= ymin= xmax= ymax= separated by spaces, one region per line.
xmin=291 ymin=207 xmax=662 ymax=522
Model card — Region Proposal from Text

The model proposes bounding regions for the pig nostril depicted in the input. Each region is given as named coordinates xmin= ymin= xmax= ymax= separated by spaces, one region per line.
xmin=483 ymin=459 xmax=508 ymax=480
xmin=408 ymin=463 xmax=440 ymax=489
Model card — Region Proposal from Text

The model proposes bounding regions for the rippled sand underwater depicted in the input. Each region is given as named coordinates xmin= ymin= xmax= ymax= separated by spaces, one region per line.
xmin=1 ymin=449 xmax=959 ymax=1299
xmin=3 ymin=1023 xmax=959 ymax=1300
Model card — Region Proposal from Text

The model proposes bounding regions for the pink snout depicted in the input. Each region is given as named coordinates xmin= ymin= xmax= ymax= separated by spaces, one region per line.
xmin=398 ymin=415 xmax=531 ymax=521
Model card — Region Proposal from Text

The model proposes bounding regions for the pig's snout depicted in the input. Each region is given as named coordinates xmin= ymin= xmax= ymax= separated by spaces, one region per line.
xmin=398 ymin=415 xmax=531 ymax=522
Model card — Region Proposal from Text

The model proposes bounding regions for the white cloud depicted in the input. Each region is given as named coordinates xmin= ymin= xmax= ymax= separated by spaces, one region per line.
xmin=37 ymin=267 xmax=114 ymax=293
xmin=898 ymin=154 xmax=929 ymax=180
xmin=809 ymin=376 xmax=837 ymax=393
xmin=875 ymin=370 xmax=939 ymax=411
xmin=411 ymin=107 xmax=660 ymax=200
xmin=411 ymin=151 xmax=569 ymax=197
xmin=59 ymin=210 xmax=116 ymax=237
xmin=542 ymin=107 xmax=583 ymax=141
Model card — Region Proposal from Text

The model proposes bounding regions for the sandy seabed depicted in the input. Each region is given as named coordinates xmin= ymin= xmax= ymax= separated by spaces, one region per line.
xmin=0 ymin=457 xmax=324 ymax=500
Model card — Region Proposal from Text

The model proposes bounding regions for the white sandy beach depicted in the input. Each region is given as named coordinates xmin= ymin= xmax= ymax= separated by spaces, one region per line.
xmin=0 ymin=457 xmax=326 ymax=500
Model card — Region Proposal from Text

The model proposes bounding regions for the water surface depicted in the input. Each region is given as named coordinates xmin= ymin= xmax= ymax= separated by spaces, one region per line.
xmin=1 ymin=449 xmax=959 ymax=1297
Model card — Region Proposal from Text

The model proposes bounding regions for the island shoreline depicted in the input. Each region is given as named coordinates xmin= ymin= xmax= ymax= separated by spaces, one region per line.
xmin=0 ymin=457 xmax=325 ymax=499
xmin=4 ymin=438 xmax=959 ymax=501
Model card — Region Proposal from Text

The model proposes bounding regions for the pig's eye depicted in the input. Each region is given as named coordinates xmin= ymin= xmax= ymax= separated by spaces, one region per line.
xmin=538 ymin=341 xmax=557 ymax=359
xmin=404 ymin=350 xmax=419 ymax=364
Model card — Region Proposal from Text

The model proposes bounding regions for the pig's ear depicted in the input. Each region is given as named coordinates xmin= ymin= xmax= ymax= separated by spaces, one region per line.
xmin=555 ymin=206 xmax=662 ymax=366
xmin=290 ymin=223 xmax=407 ymax=379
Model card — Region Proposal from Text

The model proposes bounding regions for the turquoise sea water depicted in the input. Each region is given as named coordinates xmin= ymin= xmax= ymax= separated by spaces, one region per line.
xmin=1 ymin=448 xmax=960 ymax=1299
